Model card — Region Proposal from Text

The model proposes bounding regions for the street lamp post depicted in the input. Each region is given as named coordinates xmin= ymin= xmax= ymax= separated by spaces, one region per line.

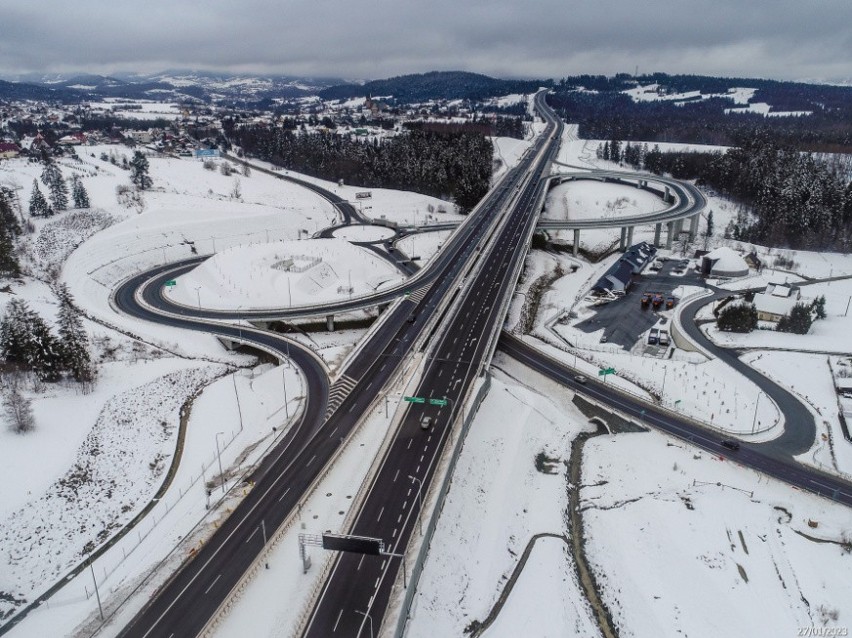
xmin=282 ymin=366 xmax=289 ymax=419
xmin=215 ymin=431 xmax=225 ymax=493
xmin=194 ymin=286 xmax=201 ymax=310
xmin=408 ymin=475 xmax=423 ymax=536
xmin=354 ymin=609 xmax=374 ymax=638
xmin=751 ymin=393 xmax=762 ymax=434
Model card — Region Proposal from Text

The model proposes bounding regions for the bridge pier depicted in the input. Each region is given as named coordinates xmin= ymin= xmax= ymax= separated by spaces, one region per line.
xmin=573 ymin=228 xmax=580 ymax=257
xmin=665 ymin=221 xmax=674 ymax=250
xmin=688 ymin=213 xmax=699 ymax=240
xmin=653 ymin=223 xmax=662 ymax=247
xmin=626 ymin=225 xmax=634 ymax=247
xmin=664 ymin=186 xmax=672 ymax=203
xmin=619 ymin=227 xmax=627 ymax=251
xmin=326 ymin=315 xmax=335 ymax=331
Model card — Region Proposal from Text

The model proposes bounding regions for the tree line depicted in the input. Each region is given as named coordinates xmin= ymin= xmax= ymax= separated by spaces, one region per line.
xmin=600 ymin=136 xmax=852 ymax=251
xmin=2 ymin=284 xmax=96 ymax=433
xmin=228 ymin=126 xmax=494 ymax=212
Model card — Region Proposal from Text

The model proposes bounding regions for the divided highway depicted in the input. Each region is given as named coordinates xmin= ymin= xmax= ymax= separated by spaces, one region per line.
xmin=300 ymin=92 xmax=563 ymax=638
xmin=116 ymin=92 xmax=561 ymax=638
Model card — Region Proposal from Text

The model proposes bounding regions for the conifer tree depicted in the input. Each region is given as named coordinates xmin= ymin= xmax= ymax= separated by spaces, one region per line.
xmin=130 ymin=151 xmax=153 ymax=190
xmin=71 ymin=175 xmax=90 ymax=208
xmin=2 ymin=380 xmax=35 ymax=433
xmin=29 ymin=180 xmax=51 ymax=217
xmin=55 ymin=284 xmax=95 ymax=384
xmin=41 ymin=162 xmax=68 ymax=211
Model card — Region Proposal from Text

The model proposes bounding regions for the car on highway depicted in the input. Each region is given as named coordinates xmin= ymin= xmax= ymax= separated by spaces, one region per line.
xmin=574 ymin=375 xmax=588 ymax=384
xmin=407 ymin=315 xmax=417 ymax=324
xmin=420 ymin=416 xmax=433 ymax=430
xmin=721 ymin=439 xmax=740 ymax=451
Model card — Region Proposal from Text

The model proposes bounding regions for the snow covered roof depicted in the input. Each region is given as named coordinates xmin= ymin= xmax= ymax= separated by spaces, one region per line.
xmin=753 ymin=291 xmax=798 ymax=318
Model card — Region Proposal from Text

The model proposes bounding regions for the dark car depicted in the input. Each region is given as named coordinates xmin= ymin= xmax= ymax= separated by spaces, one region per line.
xmin=721 ymin=439 xmax=740 ymax=451
xmin=407 ymin=315 xmax=417 ymax=324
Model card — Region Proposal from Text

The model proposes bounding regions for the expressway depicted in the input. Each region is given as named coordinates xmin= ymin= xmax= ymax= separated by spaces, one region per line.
xmin=300 ymin=91 xmax=563 ymax=638
xmin=107 ymin=88 xmax=848 ymax=638
xmin=498 ymin=333 xmax=852 ymax=506
xmin=116 ymin=91 xmax=561 ymax=638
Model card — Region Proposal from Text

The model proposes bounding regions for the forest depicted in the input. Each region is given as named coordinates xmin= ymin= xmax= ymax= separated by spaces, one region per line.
xmin=548 ymin=73 xmax=852 ymax=152
xmin=603 ymin=136 xmax=852 ymax=251
xmin=228 ymin=124 xmax=494 ymax=212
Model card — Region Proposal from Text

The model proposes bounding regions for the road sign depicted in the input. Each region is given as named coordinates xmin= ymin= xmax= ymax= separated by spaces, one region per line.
xmin=404 ymin=396 xmax=426 ymax=404
xmin=165 ymin=280 xmax=177 ymax=287
xmin=322 ymin=533 xmax=383 ymax=556
xmin=598 ymin=367 xmax=616 ymax=376
xmin=429 ymin=398 xmax=448 ymax=407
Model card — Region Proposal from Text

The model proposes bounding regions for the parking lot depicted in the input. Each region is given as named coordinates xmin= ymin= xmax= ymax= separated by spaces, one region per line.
xmin=574 ymin=258 xmax=706 ymax=350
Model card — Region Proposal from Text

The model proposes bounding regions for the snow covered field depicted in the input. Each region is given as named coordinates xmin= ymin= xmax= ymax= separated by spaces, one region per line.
xmin=583 ymin=430 xmax=852 ymax=638
xmin=544 ymin=180 xmax=667 ymax=222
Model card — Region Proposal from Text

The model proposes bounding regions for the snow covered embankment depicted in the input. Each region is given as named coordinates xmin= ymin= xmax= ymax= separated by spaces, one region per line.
xmin=0 ymin=364 xmax=225 ymax=619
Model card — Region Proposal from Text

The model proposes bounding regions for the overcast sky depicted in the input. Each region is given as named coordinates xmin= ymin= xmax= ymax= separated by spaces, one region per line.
xmin=2 ymin=0 xmax=851 ymax=83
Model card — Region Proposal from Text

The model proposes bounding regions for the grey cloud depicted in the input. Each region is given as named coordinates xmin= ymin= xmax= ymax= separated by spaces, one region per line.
xmin=1 ymin=0 xmax=851 ymax=82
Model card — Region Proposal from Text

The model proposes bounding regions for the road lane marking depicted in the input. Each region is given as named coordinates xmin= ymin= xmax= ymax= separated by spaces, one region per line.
xmin=333 ymin=609 xmax=343 ymax=632
xmin=357 ymin=555 xmax=365 ymax=570
xmin=377 ymin=507 xmax=384 ymax=521
xmin=306 ymin=455 xmax=316 ymax=467
xmin=393 ymin=469 xmax=399 ymax=482
xmin=245 ymin=528 xmax=259 ymax=544
xmin=204 ymin=574 xmax=221 ymax=595
xmin=278 ymin=487 xmax=291 ymax=502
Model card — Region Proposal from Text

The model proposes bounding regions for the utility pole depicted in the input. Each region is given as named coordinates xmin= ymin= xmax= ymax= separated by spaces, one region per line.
xmin=90 ymin=563 xmax=103 ymax=620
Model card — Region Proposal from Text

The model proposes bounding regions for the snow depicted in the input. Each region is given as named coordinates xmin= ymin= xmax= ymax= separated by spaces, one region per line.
xmin=0 ymin=141 xmax=463 ymax=636
xmin=407 ymin=361 xmax=599 ymax=638
xmin=165 ymin=238 xmax=406 ymax=311
xmin=492 ymin=136 xmax=532 ymax=182
xmin=329 ymin=224 xmax=394 ymax=242
xmin=0 ymin=361 xmax=226 ymax=620
xmin=583 ymin=430 xmax=852 ymax=638
xmin=544 ymin=179 xmax=667 ymax=222
xmin=395 ymin=230 xmax=453 ymax=266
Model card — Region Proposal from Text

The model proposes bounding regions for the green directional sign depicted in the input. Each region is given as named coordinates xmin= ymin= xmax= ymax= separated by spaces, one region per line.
xmin=165 ymin=279 xmax=177 ymax=287
xmin=429 ymin=398 xmax=448 ymax=407
xmin=404 ymin=396 xmax=425 ymax=404
xmin=598 ymin=367 xmax=616 ymax=376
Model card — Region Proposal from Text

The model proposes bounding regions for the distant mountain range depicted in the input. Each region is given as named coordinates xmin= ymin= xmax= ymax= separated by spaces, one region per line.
xmin=0 ymin=70 xmax=349 ymax=103
xmin=0 ymin=70 xmax=548 ymax=105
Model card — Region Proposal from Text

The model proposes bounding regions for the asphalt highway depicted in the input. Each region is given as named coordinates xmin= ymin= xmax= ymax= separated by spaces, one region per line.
xmin=498 ymin=333 xmax=852 ymax=505
xmin=117 ymin=92 xmax=560 ymax=638
xmin=300 ymin=92 xmax=563 ymax=638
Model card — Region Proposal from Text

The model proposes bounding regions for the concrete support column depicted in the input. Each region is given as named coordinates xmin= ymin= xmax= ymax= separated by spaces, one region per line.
xmin=626 ymin=225 xmax=634 ymax=247
xmin=326 ymin=315 xmax=334 ymax=331
xmin=654 ymin=223 xmax=662 ymax=247
xmin=664 ymin=186 xmax=671 ymax=202
xmin=619 ymin=227 xmax=627 ymax=251
xmin=573 ymin=228 xmax=580 ymax=257
xmin=665 ymin=221 xmax=674 ymax=250
xmin=689 ymin=213 xmax=700 ymax=240
xmin=675 ymin=218 xmax=684 ymax=236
